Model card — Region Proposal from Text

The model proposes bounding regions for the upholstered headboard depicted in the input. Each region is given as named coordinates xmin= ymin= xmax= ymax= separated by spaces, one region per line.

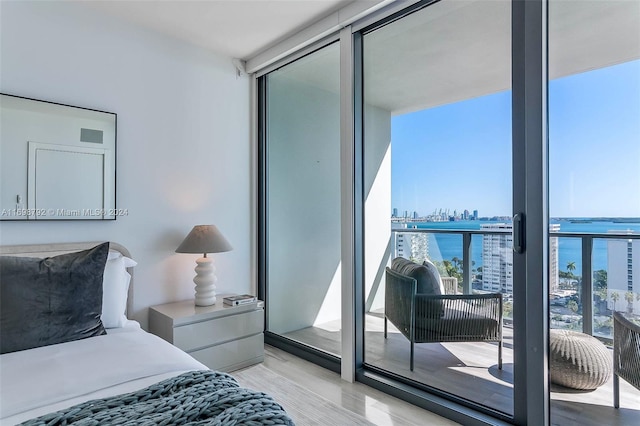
xmin=0 ymin=241 xmax=134 ymax=316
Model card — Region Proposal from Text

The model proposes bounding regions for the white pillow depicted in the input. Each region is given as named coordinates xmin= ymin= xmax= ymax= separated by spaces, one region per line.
xmin=423 ymin=258 xmax=446 ymax=295
xmin=107 ymin=250 xmax=122 ymax=261
xmin=101 ymin=252 xmax=137 ymax=328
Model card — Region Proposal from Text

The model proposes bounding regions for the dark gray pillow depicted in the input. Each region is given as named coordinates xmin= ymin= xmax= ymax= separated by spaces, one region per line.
xmin=390 ymin=257 xmax=443 ymax=318
xmin=390 ymin=257 xmax=442 ymax=295
xmin=0 ymin=242 xmax=109 ymax=354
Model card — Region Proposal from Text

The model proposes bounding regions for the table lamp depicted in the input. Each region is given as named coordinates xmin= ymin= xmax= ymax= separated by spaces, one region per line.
xmin=176 ymin=225 xmax=232 ymax=306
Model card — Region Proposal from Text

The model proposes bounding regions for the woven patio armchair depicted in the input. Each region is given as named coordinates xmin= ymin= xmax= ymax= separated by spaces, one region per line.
xmin=384 ymin=262 xmax=503 ymax=372
xmin=613 ymin=311 xmax=640 ymax=408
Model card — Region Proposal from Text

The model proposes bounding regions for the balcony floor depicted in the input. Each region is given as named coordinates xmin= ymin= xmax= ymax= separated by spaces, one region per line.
xmin=282 ymin=312 xmax=640 ymax=425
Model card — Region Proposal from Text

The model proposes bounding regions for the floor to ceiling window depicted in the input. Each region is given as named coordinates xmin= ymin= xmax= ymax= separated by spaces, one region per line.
xmin=261 ymin=41 xmax=342 ymax=359
xmin=258 ymin=0 xmax=639 ymax=424
xmin=360 ymin=0 xmax=514 ymax=416
xmin=548 ymin=0 xmax=640 ymax=423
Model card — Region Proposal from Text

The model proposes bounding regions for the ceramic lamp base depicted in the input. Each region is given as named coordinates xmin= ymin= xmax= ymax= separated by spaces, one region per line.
xmin=193 ymin=257 xmax=217 ymax=306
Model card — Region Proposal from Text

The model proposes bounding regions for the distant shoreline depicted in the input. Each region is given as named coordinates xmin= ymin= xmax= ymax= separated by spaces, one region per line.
xmin=552 ymin=217 xmax=640 ymax=222
xmin=392 ymin=217 xmax=640 ymax=224
xmin=391 ymin=218 xmax=640 ymax=273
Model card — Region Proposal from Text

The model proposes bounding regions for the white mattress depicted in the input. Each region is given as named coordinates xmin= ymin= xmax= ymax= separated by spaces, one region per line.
xmin=0 ymin=322 xmax=207 ymax=425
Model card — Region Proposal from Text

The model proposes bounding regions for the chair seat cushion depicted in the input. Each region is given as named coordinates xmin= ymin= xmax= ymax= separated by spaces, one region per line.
xmin=414 ymin=307 xmax=500 ymax=342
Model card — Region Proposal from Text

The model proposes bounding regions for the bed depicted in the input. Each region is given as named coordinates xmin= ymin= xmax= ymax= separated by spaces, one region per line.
xmin=0 ymin=242 xmax=293 ymax=425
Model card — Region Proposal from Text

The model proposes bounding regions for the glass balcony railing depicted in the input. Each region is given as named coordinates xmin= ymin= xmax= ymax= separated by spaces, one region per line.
xmin=389 ymin=227 xmax=640 ymax=342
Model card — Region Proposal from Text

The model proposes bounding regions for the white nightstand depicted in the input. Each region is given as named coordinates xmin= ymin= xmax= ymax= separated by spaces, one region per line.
xmin=148 ymin=297 xmax=264 ymax=372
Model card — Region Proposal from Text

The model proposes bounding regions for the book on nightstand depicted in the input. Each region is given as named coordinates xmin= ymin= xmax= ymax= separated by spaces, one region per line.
xmin=223 ymin=294 xmax=257 ymax=306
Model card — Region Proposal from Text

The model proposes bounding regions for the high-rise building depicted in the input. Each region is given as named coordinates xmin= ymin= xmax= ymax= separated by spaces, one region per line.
xmin=393 ymin=223 xmax=428 ymax=263
xmin=549 ymin=224 xmax=560 ymax=293
xmin=413 ymin=211 xmax=418 ymax=220
xmin=473 ymin=210 xmax=479 ymax=220
xmin=395 ymin=227 xmax=407 ymax=258
xmin=607 ymin=231 xmax=640 ymax=313
xmin=463 ymin=209 xmax=470 ymax=220
xmin=392 ymin=208 xmax=398 ymax=218
xmin=481 ymin=223 xmax=513 ymax=293
xmin=481 ymin=223 xmax=559 ymax=294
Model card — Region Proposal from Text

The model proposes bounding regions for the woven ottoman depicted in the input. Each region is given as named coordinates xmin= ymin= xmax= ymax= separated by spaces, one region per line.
xmin=550 ymin=329 xmax=612 ymax=390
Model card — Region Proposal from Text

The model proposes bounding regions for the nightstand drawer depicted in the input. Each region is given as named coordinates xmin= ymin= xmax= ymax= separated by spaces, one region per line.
xmin=190 ymin=333 xmax=264 ymax=372
xmin=173 ymin=309 xmax=263 ymax=351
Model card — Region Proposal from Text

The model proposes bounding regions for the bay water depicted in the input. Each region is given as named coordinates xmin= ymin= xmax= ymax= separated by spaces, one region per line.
xmin=409 ymin=219 xmax=640 ymax=274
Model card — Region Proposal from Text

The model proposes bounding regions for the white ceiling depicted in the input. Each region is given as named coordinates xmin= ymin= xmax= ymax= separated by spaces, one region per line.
xmin=85 ymin=0 xmax=639 ymax=115
xmin=86 ymin=0 xmax=363 ymax=60
xmin=276 ymin=0 xmax=640 ymax=115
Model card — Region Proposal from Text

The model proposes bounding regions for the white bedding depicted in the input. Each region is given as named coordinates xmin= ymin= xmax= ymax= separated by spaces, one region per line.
xmin=0 ymin=322 xmax=207 ymax=425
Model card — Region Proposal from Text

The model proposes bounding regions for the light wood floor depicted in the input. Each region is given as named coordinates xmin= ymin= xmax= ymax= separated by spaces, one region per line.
xmin=281 ymin=314 xmax=640 ymax=426
xmin=235 ymin=345 xmax=459 ymax=425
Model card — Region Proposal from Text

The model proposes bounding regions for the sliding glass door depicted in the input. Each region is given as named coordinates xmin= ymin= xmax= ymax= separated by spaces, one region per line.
xmin=548 ymin=0 xmax=640 ymax=422
xmin=261 ymin=42 xmax=342 ymax=360
xmin=360 ymin=0 xmax=514 ymax=416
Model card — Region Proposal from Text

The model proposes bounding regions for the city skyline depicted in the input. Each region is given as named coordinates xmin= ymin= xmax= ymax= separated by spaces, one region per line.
xmin=390 ymin=205 xmax=640 ymax=221
xmin=391 ymin=207 xmax=481 ymax=221
xmin=391 ymin=59 xmax=640 ymax=218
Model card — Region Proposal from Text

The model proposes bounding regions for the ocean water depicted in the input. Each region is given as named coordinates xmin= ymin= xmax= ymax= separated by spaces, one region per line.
xmin=406 ymin=220 xmax=640 ymax=274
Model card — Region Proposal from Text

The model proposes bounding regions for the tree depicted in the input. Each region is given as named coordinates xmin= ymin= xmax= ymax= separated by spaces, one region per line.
xmin=503 ymin=301 xmax=513 ymax=319
xmin=442 ymin=259 xmax=453 ymax=275
xmin=566 ymin=261 xmax=576 ymax=278
xmin=625 ymin=291 xmax=635 ymax=313
xmin=441 ymin=259 xmax=463 ymax=283
xmin=451 ymin=256 xmax=461 ymax=269
xmin=593 ymin=270 xmax=607 ymax=292
xmin=559 ymin=271 xmax=572 ymax=280
xmin=611 ymin=291 xmax=620 ymax=312
xmin=433 ymin=260 xmax=446 ymax=276
xmin=567 ymin=300 xmax=579 ymax=314
xmin=597 ymin=288 xmax=608 ymax=301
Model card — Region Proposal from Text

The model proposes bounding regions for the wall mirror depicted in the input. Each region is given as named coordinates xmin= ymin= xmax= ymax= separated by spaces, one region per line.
xmin=0 ymin=93 xmax=116 ymax=220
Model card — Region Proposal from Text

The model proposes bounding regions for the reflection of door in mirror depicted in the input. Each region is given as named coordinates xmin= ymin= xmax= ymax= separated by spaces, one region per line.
xmin=0 ymin=93 xmax=116 ymax=220
xmin=28 ymin=143 xmax=112 ymax=220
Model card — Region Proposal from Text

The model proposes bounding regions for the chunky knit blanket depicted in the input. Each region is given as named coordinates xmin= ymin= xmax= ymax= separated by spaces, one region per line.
xmin=21 ymin=370 xmax=295 ymax=425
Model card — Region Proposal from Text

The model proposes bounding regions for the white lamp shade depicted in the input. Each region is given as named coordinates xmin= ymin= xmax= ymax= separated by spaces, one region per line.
xmin=175 ymin=225 xmax=232 ymax=255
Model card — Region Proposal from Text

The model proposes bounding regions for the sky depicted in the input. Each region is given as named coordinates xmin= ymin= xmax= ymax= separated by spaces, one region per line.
xmin=391 ymin=59 xmax=640 ymax=218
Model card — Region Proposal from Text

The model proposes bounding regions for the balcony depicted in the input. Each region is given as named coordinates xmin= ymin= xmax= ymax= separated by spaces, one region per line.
xmin=282 ymin=226 xmax=640 ymax=424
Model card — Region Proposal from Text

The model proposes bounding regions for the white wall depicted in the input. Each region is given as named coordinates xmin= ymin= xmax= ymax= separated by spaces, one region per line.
xmin=0 ymin=1 xmax=252 ymax=328
xmin=363 ymin=104 xmax=392 ymax=313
